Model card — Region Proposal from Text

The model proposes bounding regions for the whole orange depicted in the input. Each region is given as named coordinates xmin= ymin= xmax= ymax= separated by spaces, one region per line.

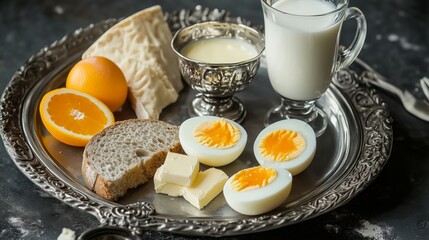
xmin=66 ymin=56 xmax=128 ymax=112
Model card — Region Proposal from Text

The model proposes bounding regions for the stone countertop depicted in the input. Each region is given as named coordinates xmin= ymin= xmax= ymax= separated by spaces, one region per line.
xmin=0 ymin=0 xmax=428 ymax=239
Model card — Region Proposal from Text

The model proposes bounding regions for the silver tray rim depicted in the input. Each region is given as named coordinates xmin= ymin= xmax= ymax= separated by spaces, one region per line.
xmin=0 ymin=6 xmax=393 ymax=237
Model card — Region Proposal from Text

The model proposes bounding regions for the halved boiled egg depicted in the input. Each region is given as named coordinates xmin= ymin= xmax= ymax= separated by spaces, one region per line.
xmin=179 ymin=116 xmax=247 ymax=167
xmin=223 ymin=166 xmax=292 ymax=215
xmin=253 ymin=119 xmax=316 ymax=176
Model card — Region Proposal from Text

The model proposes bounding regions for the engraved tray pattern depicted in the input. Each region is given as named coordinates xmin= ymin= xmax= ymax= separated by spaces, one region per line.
xmin=0 ymin=6 xmax=393 ymax=237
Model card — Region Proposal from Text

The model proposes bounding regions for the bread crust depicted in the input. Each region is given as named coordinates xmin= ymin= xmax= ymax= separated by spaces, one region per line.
xmin=82 ymin=119 xmax=183 ymax=201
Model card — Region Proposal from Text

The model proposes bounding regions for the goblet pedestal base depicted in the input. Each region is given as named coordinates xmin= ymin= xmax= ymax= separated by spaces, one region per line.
xmin=264 ymin=97 xmax=328 ymax=137
xmin=188 ymin=93 xmax=246 ymax=123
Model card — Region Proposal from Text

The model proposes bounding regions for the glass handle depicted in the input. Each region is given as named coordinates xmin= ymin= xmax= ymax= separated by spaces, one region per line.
xmin=338 ymin=7 xmax=367 ymax=69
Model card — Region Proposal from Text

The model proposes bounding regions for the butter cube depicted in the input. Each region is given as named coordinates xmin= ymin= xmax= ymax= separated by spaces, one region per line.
xmin=154 ymin=165 xmax=184 ymax=197
xmin=159 ymin=152 xmax=199 ymax=186
xmin=183 ymin=168 xmax=228 ymax=209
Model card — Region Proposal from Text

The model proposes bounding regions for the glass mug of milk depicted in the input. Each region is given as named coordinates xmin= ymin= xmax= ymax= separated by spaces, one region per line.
xmin=261 ymin=0 xmax=366 ymax=136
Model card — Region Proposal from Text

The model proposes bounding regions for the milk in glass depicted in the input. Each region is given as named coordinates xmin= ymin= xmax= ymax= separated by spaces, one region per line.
xmin=265 ymin=0 xmax=342 ymax=100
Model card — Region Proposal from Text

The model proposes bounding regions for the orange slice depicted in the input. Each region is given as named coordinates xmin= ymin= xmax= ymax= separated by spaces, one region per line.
xmin=39 ymin=88 xmax=115 ymax=147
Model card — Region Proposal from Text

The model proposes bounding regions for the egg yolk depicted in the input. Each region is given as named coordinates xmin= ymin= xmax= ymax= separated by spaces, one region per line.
xmin=230 ymin=166 xmax=277 ymax=192
xmin=194 ymin=118 xmax=240 ymax=149
xmin=259 ymin=129 xmax=306 ymax=162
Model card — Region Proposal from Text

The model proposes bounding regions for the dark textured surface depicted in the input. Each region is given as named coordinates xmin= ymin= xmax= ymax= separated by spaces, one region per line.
xmin=0 ymin=0 xmax=428 ymax=239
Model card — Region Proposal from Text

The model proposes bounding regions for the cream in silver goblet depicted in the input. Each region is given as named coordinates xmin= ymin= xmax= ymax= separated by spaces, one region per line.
xmin=171 ymin=21 xmax=265 ymax=123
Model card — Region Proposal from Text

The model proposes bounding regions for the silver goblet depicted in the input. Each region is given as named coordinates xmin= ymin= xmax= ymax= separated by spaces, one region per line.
xmin=171 ymin=21 xmax=265 ymax=123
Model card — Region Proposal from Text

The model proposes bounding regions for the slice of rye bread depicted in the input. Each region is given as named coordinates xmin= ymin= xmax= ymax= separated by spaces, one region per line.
xmin=82 ymin=119 xmax=183 ymax=201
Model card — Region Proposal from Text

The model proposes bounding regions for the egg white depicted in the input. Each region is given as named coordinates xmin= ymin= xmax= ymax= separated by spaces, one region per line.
xmin=253 ymin=119 xmax=316 ymax=176
xmin=179 ymin=116 xmax=247 ymax=167
xmin=223 ymin=167 xmax=292 ymax=215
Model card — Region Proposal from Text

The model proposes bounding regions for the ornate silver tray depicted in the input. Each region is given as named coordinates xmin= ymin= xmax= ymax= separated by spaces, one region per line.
xmin=0 ymin=6 xmax=392 ymax=237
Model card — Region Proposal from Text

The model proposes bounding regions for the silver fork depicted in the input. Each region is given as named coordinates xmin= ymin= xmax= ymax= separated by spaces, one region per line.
xmin=356 ymin=58 xmax=429 ymax=122
xmin=420 ymin=77 xmax=429 ymax=101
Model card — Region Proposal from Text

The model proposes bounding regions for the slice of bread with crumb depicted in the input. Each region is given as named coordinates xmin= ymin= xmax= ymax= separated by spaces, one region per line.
xmin=82 ymin=119 xmax=183 ymax=201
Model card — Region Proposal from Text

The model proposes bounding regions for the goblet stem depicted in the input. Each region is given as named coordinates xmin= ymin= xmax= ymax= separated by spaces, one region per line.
xmin=202 ymin=94 xmax=234 ymax=107
xmin=188 ymin=93 xmax=246 ymax=123
xmin=264 ymin=96 xmax=328 ymax=137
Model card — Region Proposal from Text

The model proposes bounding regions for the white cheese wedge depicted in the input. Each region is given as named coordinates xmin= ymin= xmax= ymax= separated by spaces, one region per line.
xmin=154 ymin=166 xmax=184 ymax=197
xmin=159 ymin=152 xmax=199 ymax=186
xmin=82 ymin=5 xmax=183 ymax=119
xmin=182 ymin=168 xmax=228 ymax=209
